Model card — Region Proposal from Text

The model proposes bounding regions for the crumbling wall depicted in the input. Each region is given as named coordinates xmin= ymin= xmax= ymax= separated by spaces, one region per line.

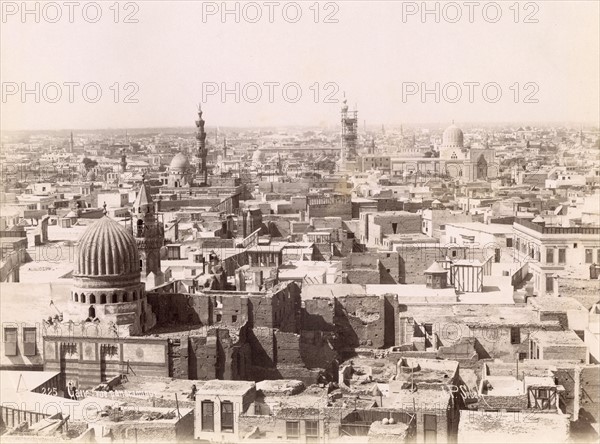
xmin=300 ymin=331 xmax=338 ymax=370
xmin=249 ymin=327 xmax=275 ymax=369
xmin=579 ymin=365 xmax=600 ymax=425
xmin=168 ymin=340 xmax=188 ymax=380
xmin=146 ymin=293 xmax=211 ymax=326
xmin=275 ymin=331 xmax=303 ymax=366
xmin=302 ymin=299 xmax=335 ymax=331
xmin=271 ymin=283 xmax=302 ymax=333
xmin=188 ymin=336 xmax=217 ymax=380
xmin=220 ymin=295 xmax=248 ymax=325
xmin=335 ymin=296 xmax=385 ymax=349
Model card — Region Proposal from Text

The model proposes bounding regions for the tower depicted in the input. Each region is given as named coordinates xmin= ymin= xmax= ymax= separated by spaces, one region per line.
xmin=340 ymin=97 xmax=358 ymax=169
xmin=131 ymin=176 xmax=164 ymax=284
xmin=120 ymin=148 xmax=127 ymax=173
xmin=69 ymin=131 xmax=74 ymax=153
xmin=196 ymin=104 xmax=208 ymax=185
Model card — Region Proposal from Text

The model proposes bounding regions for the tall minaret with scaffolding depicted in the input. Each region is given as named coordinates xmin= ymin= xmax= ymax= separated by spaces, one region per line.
xmin=340 ymin=97 xmax=358 ymax=171
xmin=120 ymin=148 xmax=127 ymax=173
xmin=196 ymin=104 xmax=208 ymax=186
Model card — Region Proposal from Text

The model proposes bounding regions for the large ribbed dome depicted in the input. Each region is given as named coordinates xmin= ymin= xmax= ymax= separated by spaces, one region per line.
xmin=169 ymin=152 xmax=190 ymax=170
xmin=442 ymin=124 xmax=464 ymax=148
xmin=75 ymin=216 xmax=139 ymax=277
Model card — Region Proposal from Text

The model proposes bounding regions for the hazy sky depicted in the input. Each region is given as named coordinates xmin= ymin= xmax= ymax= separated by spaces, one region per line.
xmin=1 ymin=1 xmax=599 ymax=130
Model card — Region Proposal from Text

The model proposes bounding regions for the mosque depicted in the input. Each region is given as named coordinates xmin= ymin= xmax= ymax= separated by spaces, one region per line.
xmin=439 ymin=123 xmax=497 ymax=181
xmin=359 ymin=122 xmax=497 ymax=183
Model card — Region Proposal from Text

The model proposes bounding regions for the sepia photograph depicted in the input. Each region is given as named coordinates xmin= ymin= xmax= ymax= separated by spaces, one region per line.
xmin=0 ymin=1 xmax=599 ymax=443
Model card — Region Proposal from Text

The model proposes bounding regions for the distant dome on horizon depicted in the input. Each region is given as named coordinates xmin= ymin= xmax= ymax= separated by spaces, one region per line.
xmin=442 ymin=124 xmax=464 ymax=148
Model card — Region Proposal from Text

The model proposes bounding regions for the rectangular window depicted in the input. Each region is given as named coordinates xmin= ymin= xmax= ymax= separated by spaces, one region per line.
xmin=221 ymin=402 xmax=234 ymax=432
xmin=4 ymin=328 xmax=17 ymax=356
xmin=167 ymin=246 xmax=180 ymax=260
xmin=424 ymin=414 xmax=437 ymax=443
xmin=546 ymin=275 xmax=554 ymax=293
xmin=286 ymin=421 xmax=299 ymax=439
xmin=585 ymin=249 xmax=593 ymax=264
xmin=558 ymin=249 xmax=566 ymax=264
xmin=510 ymin=327 xmax=521 ymax=344
xmin=506 ymin=238 xmax=513 ymax=247
xmin=546 ymin=248 xmax=554 ymax=264
xmin=306 ymin=420 xmax=319 ymax=442
xmin=23 ymin=327 xmax=36 ymax=356
xmin=201 ymin=401 xmax=214 ymax=432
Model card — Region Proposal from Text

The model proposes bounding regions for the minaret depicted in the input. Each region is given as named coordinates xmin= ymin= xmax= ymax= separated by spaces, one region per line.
xmin=120 ymin=148 xmax=127 ymax=173
xmin=132 ymin=175 xmax=164 ymax=282
xmin=223 ymin=135 xmax=227 ymax=159
xmin=340 ymin=96 xmax=358 ymax=170
xmin=196 ymin=104 xmax=208 ymax=185
xmin=70 ymin=131 xmax=74 ymax=153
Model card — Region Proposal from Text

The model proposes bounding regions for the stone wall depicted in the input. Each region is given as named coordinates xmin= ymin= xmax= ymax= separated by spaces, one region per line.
xmin=335 ymin=296 xmax=385 ymax=349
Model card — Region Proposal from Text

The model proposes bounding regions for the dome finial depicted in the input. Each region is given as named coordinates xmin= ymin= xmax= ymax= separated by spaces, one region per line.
xmin=141 ymin=172 xmax=146 ymax=182
xmin=102 ymin=202 xmax=107 ymax=216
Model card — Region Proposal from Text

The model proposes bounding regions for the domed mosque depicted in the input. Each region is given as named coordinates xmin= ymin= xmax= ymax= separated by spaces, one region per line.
xmin=67 ymin=205 xmax=156 ymax=335
xmin=166 ymin=152 xmax=193 ymax=187
xmin=439 ymin=123 xmax=466 ymax=160
xmin=439 ymin=122 xmax=496 ymax=181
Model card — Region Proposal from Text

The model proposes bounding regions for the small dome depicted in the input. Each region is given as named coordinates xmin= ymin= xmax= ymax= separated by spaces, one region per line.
xmin=75 ymin=216 xmax=139 ymax=277
xmin=169 ymin=153 xmax=190 ymax=171
xmin=442 ymin=124 xmax=464 ymax=148
xmin=86 ymin=170 xmax=96 ymax=181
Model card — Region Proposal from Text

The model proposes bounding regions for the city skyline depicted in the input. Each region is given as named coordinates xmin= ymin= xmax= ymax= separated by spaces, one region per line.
xmin=1 ymin=1 xmax=599 ymax=131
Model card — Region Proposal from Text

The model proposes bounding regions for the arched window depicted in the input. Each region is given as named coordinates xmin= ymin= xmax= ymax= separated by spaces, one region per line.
xmin=74 ymin=293 xmax=78 ymax=302
xmin=132 ymin=291 xmax=137 ymax=301
xmin=100 ymin=294 xmax=107 ymax=304
xmin=89 ymin=294 xmax=96 ymax=304
xmin=88 ymin=306 xmax=96 ymax=319
xmin=81 ymin=293 xmax=86 ymax=303
xmin=112 ymin=293 xmax=118 ymax=303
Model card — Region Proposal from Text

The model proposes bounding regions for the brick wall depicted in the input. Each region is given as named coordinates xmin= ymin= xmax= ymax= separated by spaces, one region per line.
xmin=335 ymin=296 xmax=385 ymax=349
xmin=580 ymin=366 xmax=600 ymax=424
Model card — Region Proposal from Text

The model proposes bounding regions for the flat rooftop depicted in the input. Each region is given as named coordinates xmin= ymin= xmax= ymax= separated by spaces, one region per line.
xmin=458 ymin=410 xmax=569 ymax=443
xmin=196 ymin=379 xmax=255 ymax=396
xmin=528 ymin=296 xmax=587 ymax=312
xmin=532 ymin=329 xmax=586 ymax=346
xmin=446 ymin=222 xmax=513 ymax=234
xmin=409 ymin=304 xmax=559 ymax=328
